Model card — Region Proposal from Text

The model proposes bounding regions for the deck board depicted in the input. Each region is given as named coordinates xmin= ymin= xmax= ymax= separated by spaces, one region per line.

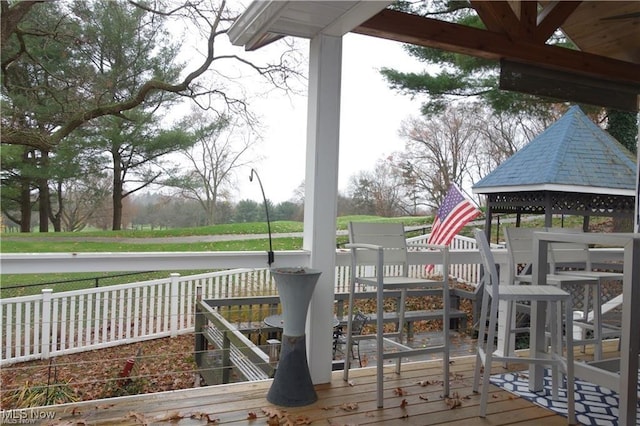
xmin=45 ymin=340 xmax=618 ymax=425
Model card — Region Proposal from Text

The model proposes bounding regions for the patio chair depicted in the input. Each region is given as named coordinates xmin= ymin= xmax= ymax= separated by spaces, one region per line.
xmin=473 ymin=229 xmax=576 ymax=424
xmin=343 ymin=222 xmax=450 ymax=408
xmin=333 ymin=311 xmax=368 ymax=367
xmin=504 ymin=227 xmax=603 ymax=360
xmin=546 ymin=227 xmax=623 ymax=359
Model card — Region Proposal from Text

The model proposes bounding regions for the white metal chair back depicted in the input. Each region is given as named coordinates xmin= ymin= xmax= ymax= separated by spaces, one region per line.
xmin=504 ymin=226 xmax=536 ymax=265
xmin=348 ymin=222 xmax=409 ymax=276
xmin=504 ymin=227 xmax=540 ymax=280
xmin=474 ymin=228 xmax=500 ymax=300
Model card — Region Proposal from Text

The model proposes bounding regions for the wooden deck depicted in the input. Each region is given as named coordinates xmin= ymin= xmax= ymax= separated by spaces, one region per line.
xmin=41 ymin=341 xmax=621 ymax=426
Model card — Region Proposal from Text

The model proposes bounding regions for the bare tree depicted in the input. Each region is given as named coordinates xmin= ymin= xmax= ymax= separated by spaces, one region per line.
xmin=398 ymin=104 xmax=482 ymax=210
xmin=167 ymin=110 xmax=256 ymax=225
xmin=59 ymin=175 xmax=112 ymax=232
xmin=347 ymin=157 xmax=406 ymax=217
xmin=471 ymin=108 xmax=563 ymax=182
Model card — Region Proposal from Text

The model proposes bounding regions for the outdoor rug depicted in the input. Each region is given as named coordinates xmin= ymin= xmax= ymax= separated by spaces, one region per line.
xmin=490 ymin=369 xmax=640 ymax=425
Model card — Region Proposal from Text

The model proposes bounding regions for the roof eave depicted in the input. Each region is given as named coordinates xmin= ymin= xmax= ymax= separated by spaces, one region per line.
xmin=228 ymin=1 xmax=393 ymax=51
xmin=228 ymin=1 xmax=289 ymax=50
xmin=472 ymin=183 xmax=635 ymax=197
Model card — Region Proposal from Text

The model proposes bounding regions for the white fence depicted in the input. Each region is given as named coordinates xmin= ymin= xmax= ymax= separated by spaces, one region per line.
xmin=0 ymin=268 xmax=277 ymax=366
xmin=1 ymin=235 xmax=484 ymax=366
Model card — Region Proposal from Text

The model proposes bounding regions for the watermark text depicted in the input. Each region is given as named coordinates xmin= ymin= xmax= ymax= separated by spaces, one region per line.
xmin=1 ymin=409 xmax=56 ymax=424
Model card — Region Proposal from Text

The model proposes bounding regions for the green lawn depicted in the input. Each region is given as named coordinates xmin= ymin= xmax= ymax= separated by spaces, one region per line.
xmin=0 ymin=217 xmax=431 ymax=294
xmin=0 ymin=237 xmax=302 ymax=253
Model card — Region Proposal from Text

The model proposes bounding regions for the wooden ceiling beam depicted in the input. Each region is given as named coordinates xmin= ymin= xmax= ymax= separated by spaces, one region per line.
xmin=535 ymin=1 xmax=582 ymax=42
xmin=471 ymin=2 xmax=520 ymax=34
xmin=354 ymin=9 xmax=640 ymax=85
xmin=519 ymin=1 xmax=538 ymax=37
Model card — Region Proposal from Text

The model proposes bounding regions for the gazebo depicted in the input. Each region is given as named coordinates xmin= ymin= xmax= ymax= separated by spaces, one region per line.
xmin=473 ymin=105 xmax=637 ymax=239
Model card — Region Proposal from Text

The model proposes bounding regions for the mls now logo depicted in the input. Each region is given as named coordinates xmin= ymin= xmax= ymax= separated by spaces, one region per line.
xmin=1 ymin=409 xmax=56 ymax=424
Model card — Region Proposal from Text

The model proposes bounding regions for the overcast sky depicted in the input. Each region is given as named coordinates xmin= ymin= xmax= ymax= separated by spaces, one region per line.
xmin=237 ymin=33 xmax=425 ymax=204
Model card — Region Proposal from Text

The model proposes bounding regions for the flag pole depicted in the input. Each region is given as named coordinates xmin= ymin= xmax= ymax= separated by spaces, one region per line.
xmin=456 ymin=183 xmax=483 ymax=212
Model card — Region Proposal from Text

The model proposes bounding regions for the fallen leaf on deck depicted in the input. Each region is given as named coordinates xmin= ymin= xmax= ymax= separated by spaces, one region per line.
xmin=262 ymin=407 xmax=286 ymax=419
xmin=360 ymin=354 xmax=369 ymax=367
xmin=291 ymin=415 xmax=312 ymax=425
xmin=95 ymin=404 xmax=114 ymax=410
xmin=445 ymin=398 xmax=462 ymax=409
xmin=247 ymin=411 xmax=258 ymax=419
xmin=394 ymin=387 xmax=408 ymax=396
xmin=419 ymin=394 xmax=429 ymax=401
xmin=267 ymin=417 xmax=280 ymax=426
xmin=340 ymin=402 xmax=359 ymax=411
xmin=127 ymin=411 xmax=147 ymax=424
xmin=191 ymin=412 xmax=220 ymax=423
xmin=450 ymin=372 xmax=463 ymax=380
xmin=444 ymin=391 xmax=462 ymax=409
xmin=400 ymin=399 xmax=408 ymax=408
xmin=154 ymin=411 xmax=182 ymax=421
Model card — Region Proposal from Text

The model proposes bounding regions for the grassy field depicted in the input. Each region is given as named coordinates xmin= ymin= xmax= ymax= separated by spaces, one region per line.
xmin=0 ymin=216 xmax=432 ymax=295
xmin=0 ymin=236 xmax=303 ymax=253
xmin=2 ymin=216 xmax=431 ymax=241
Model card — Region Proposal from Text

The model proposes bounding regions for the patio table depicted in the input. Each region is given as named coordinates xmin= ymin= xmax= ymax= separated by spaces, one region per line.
xmin=531 ymin=231 xmax=640 ymax=425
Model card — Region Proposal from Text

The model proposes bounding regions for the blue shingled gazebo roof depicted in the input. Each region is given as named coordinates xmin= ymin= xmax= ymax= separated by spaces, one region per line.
xmin=473 ymin=105 xmax=637 ymax=196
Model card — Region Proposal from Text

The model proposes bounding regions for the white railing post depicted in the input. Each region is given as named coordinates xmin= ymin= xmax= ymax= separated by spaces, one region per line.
xmin=170 ymin=273 xmax=180 ymax=337
xmin=41 ymin=289 xmax=53 ymax=360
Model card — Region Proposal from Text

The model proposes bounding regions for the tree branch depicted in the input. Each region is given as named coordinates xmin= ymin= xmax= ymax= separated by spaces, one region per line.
xmin=0 ymin=0 xmax=43 ymax=50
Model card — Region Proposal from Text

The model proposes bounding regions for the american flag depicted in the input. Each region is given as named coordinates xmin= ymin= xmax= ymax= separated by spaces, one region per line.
xmin=426 ymin=185 xmax=481 ymax=272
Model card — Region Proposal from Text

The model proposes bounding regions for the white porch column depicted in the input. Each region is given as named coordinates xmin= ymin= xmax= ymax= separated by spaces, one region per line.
xmin=303 ymin=33 xmax=342 ymax=384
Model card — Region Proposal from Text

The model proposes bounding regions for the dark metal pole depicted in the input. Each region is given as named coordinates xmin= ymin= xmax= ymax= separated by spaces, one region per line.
xmin=249 ymin=169 xmax=274 ymax=266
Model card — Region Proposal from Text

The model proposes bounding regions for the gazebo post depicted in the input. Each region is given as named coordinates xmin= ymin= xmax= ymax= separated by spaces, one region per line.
xmin=484 ymin=205 xmax=493 ymax=241
xmin=544 ymin=192 xmax=552 ymax=227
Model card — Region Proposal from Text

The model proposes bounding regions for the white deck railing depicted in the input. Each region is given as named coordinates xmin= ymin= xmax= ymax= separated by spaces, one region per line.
xmin=407 ymin=233 xmax=485 ymax=285
xmin=2 ymin=234 xmax=619 ymax=366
